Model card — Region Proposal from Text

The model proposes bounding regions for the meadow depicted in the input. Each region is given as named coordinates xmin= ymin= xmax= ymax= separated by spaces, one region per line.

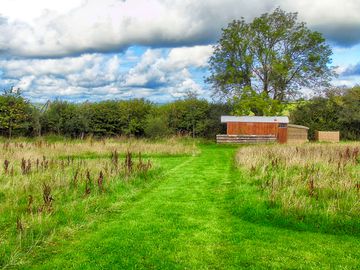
xmin=235 ymin=143 xmax=360 ymax=235
xmin=0 ymin=138 xmax=359 ymax=269
xmin=0 ymin=137 xmax=198 ymax=268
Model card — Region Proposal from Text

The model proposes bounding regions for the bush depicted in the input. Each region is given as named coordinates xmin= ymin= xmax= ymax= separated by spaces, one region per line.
xmin=144 ymin=116 xmax=170 ymax=139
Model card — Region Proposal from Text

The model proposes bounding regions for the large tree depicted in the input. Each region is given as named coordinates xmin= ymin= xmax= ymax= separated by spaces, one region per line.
xmin=207 ymin=8 xmax=333 ymax=115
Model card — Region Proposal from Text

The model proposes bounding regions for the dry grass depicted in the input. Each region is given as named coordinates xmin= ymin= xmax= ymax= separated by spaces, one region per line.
xmin=236 ymin=142 xmax=360 ymax=225
xmin=0 ymin=137 xmax=199 ymax=161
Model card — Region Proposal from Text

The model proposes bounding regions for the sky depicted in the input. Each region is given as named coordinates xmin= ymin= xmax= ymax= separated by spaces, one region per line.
xmin=0 ymin=0 xmax=359 ymax=103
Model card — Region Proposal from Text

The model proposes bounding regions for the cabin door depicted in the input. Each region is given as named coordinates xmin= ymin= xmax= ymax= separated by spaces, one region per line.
xmin=277 ymin=123 xmax=288 ymax=144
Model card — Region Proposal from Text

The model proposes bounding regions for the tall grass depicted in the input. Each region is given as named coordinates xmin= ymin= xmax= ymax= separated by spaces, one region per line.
xmin=236 ymin=143 xmax=360 ymax=234
xmin=0 ymin=137 xmax=197 ymax=268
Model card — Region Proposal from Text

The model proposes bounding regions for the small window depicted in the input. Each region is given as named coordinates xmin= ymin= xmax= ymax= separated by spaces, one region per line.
xmin=279 ymin=123 xmax=287 ymax=128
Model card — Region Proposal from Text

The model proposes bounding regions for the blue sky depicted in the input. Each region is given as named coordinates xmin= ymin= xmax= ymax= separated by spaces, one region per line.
xmin=0 ymin=0 xmax=359 ymax=102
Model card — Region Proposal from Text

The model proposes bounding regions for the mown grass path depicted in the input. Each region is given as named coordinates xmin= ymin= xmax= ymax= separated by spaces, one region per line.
xmin=26 ymin=144 xmax=360 ymax=269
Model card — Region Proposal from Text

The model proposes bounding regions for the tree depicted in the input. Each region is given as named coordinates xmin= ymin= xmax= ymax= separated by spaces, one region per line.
xmin=207 ymin=8 xmax=333 ymax=115
xmin=232 ymin=86 xmax=284 ymax=116
xmin=144 ymin=115 xmax=170 ymax=139
xmin=0 ymin=91 xmax=32 ymax=138
xmin=290 ymin=87 xmax=360 ymax=140
xmin=166 ymin=98 xmax=210 ymax=137
xmin=339 ymin=86 xmax=360 ymax=139
xmin=290 ymin=96 xmax=342 ymax=139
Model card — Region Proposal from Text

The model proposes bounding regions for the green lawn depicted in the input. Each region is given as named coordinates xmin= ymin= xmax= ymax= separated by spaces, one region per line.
xmin=22 ymin=144 xmax=360 ymax=269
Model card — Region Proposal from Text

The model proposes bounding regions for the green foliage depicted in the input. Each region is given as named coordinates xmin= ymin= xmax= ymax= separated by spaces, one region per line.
xmin=339 ymin=86 xmax=360 ymax=139
xmin=0 ymin=91 xmax=33 ymax=137
xmin=290 ymin=87 xmax=360 ymax=140
xmin=1 ymin=86 xmax=357 ymax=140
xmin=207 ymin=8 xmax=333 ymax=114
xmin=41 ymin=100 xmax=89 ymax=137
xmin=144 ymin=115 xmax=170 ymax=139
xmin=232 ymin=87 xmax=284 ymax=116
xmin=119 ymin=99 xmax=153 ymax=136
xmin=165 ymin=98 xmax=212 ymax=137
xmin=35 ymin=97 xmax=230 ymax=139
xmin=290 ymin=97 xmax=341 ymax=139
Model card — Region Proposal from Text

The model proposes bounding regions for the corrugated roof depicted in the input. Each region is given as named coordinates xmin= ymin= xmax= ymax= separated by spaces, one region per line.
xmin=221 ymin=115 xmax=289 ymax=123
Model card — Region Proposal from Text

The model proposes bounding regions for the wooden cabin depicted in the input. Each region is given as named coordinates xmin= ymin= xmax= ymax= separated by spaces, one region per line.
xmin=217 ymin=116 xmax=308 ymax=144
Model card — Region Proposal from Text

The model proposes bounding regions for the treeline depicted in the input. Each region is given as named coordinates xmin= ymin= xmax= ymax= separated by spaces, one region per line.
xmin=290 ymin=86 xmax=360 ymax=140
xmin=0 ymin=93 xmax=231 ymax=138
xmin=0 ymin=86 xmax=358 ymax=140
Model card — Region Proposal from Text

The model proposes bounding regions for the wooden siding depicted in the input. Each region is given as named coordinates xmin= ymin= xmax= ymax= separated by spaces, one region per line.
xmin=288 ymin=125 xmax=308 ymax=143
xmin=226 ymin=122 xmax=289 ymax=143
xmin=227 ymin=122 xmax=278 ymax=136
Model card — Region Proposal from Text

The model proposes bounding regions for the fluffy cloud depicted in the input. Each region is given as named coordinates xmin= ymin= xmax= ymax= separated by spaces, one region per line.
xmin=0 ymin=0 xmax=359 ymax=102
xmin=124 ymin=46 xmax=213 ymax=98
xmin=280 ymin=0 xmax=360 ymax=47
xmin=0 ymin=45 xmax=213 ymax=102
xmin=0 ymin=0 xmax=360 ymax=58
xmin=0 ymin=53 xmax=124 ymax=101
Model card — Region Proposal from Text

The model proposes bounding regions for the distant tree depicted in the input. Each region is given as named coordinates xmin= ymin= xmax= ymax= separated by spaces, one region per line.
xmin=0 ymin=90 xmax=32 ymax=138
xmin=41 ymin=100 xmax=72 ymax=135
xmin=87 ymin=101 xmax=123 ymax=136
xmin=144 ymin=115 xmax=170 ymax=139
xmin=207 ymin=8 xmax=333 ymax=115
xmin=205 ymin=102 xmax=233 ymax=138
xmin=85 ymin=99 xmax=152 ymax=137
xmin=339 ymin=86 xmax=360 ymax=139
xmin=166 ymin=98 xmax=210 ymax=137
xmin=290 ymin=86 xmax=360 ymax=140
xmin=119 ymin=99 xmax=153 ymax=136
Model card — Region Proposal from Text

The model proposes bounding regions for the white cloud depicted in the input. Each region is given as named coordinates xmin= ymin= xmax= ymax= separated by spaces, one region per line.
xmin=0 ymin=0 xmax=83 ymax=23
xmin=164 ymin=46 xmax=214 ymax=69
xmin=0 ymin=45 xmax=212 ymax=101
xmin=0 ymin=0 xmax=360 ymax=58
xmin=0 ymin=53 xmax=123 ymax=101
xmin=0 ymin=54 xmax=101 ymax=77
xmin=124 ymin=46 xmax=212 ymax=98
xmin=0 ymin=0 xmax=359 ymax=102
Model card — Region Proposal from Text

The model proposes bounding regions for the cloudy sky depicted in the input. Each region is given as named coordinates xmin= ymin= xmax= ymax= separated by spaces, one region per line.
xmin=0 ymin=0 xmax=359 ymax=103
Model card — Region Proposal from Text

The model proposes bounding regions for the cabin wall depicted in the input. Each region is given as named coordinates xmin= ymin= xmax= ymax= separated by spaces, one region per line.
xmin=226 ymin=122 xmax=288 ymax=144
xmin=288 ymin=125 xmax=308 ymax=143
xmin=227 ymin=122 xmax=278 ymax=136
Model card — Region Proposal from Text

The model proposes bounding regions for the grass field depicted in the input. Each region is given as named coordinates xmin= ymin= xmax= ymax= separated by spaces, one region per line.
xmin=0 ymin=138 xmax=359 ymax=269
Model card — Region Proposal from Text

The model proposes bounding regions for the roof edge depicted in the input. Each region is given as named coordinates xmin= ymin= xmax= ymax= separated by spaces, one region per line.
xmin=221 ymin=115 xmax=289 ymax=123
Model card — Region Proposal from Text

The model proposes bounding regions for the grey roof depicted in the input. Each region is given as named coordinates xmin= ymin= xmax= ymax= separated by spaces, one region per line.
xmin=221 ymin=115 xmax=289 ymax=123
